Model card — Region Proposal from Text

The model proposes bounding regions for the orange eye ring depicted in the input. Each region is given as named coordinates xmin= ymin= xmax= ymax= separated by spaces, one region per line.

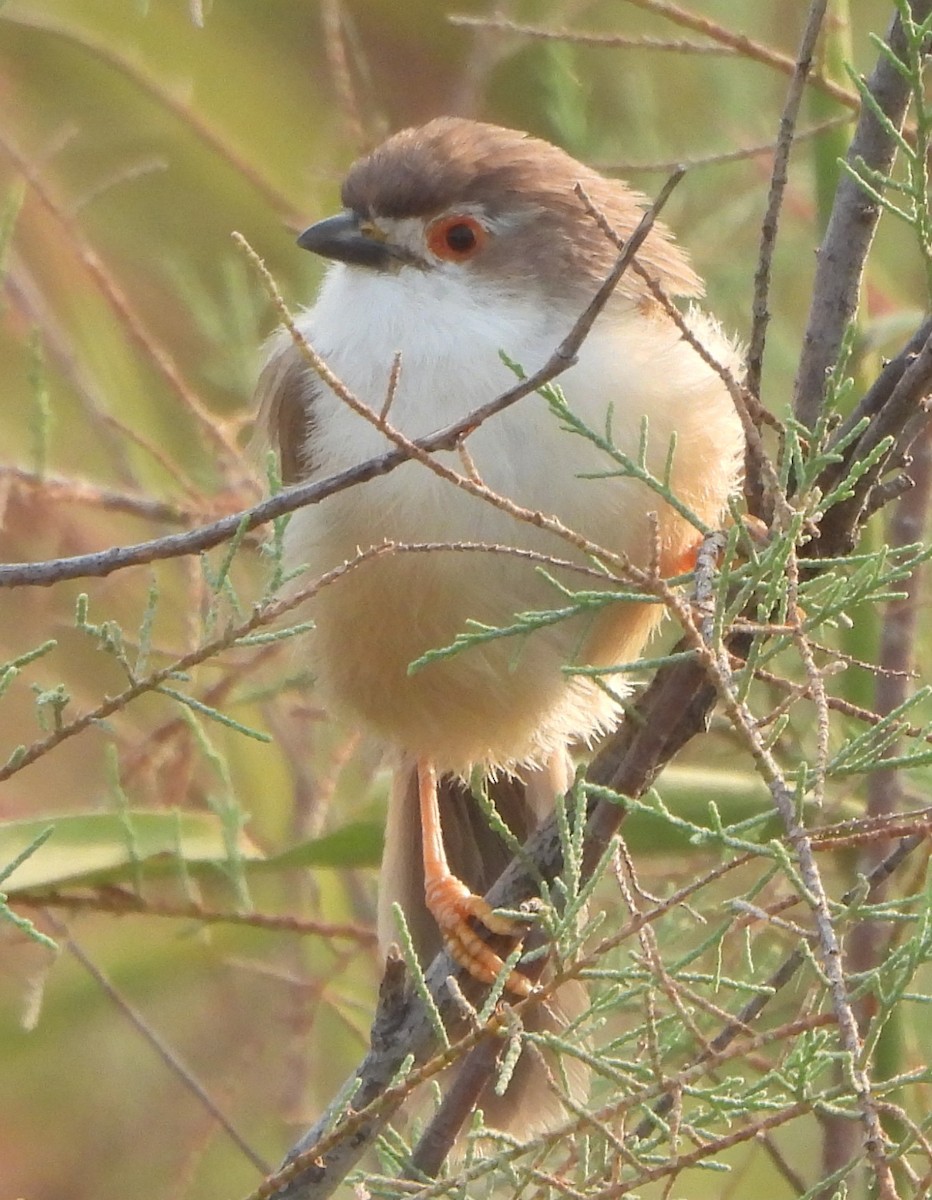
xmin=426 ymin=214 xmax=487 ymax=261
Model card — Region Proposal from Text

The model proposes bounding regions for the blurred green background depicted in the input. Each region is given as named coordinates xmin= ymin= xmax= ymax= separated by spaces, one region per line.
xmin=0 ymin=2 xmax=928 ymax=1198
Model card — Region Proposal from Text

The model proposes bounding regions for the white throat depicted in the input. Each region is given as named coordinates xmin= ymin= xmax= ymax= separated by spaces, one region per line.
xmin=302 ymin=261 xmax=579 ymax=455
xmin=293 ymin=257 xmax=741 ymax=541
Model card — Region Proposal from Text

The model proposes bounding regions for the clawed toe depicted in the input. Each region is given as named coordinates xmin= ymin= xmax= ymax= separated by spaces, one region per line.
xmin=425 ymin=875 xmax=534 ymax=997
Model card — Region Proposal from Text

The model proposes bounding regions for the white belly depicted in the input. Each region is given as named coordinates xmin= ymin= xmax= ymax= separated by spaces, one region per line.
xmin=283 ymin=265 xmax=743 ymax=770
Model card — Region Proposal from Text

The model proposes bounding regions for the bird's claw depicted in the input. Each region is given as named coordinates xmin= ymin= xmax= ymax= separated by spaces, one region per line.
xmin=425 ymin=874 xmax=534 ymax=997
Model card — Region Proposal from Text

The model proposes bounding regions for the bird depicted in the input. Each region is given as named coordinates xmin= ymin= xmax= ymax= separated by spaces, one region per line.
xmin=257 ymin=117 xmax=744 ymax=1130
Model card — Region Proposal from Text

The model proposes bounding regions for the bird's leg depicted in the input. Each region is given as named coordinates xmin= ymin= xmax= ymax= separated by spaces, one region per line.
xmin=417 ymin=759 xmax=534 ymax=997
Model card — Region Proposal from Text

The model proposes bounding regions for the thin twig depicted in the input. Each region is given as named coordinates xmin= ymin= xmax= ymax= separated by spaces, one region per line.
xmin=655 ymin=591 xmax=899 ymax=1197
xmin=0 ymin=540 xmax=603 ymax=783
xmin=0 ymin=172 xmax=684 ymax=590
xmin=746 ymin=0 xmax=829 ymax=399
xmin=815 ymin=327 xmax=932 ymax=555
xmin=320 ymin=0 xmax=367 ymax=153
xmin=572 ymin=180 xmax=788 ymax=525
xmin=0 ymin=466 xmax=194 ymax=525
xmin=44 ymin=911 xmax=271 ymax=1175
xmin=0 ymin=129 xmax=255 ymax=486
xmin=596 ymin=116 xmax=852 ymax=175
xmin=618 ymin=0 xmax=859 ymax=109
xmin=0 ymin=10 xmax=301 ymax=222
xmin=633 ymin=829 xmax=927 ymax=1140
xmin=12 ymin=890 xmax=377 ymax=945
xmin=449 ymin=14 xmax=736 ymax=54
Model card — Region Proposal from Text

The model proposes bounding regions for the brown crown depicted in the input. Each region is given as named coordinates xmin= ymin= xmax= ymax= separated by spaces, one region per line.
xmin=340 ymin=117 xmax=702 ymax=303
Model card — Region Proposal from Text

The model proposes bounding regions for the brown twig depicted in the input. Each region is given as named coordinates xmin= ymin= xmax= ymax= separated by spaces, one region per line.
xmin=0 ymin=543 xmax=391 ymax=781
xmin=746 ymin=0 xmax=830 ymax=400
xmin=12 ymin=889 xmax=378 ymax=945
xmin=406 ymin=1034 xmax=507 ymax=1179
xmin=572 ymin=179 xmax=787 ymax=525
xmin=449 ymin=14 xmax=736 ymax=55
xmin=261 ymin=289 xmax=932 ymax=1200
xmin=828 ymin=421 xmax=932 ymax=1181
xmin=632 ymin=828 xmax=928 ymax=1141
xmin=595 ymin=116 xmax=853 ymax=175
xmin=0 ymin=129 xmax=255 ymax=488
xmin=320 ymin=0 xmax=367 ymax=154
xmin=44 ymin=911 xmax=272 ymax=1175
xmin=4 ymin=265 xmax=198 ymax=494
xmin=0 ymin=465 xmax=194 ymax=525
xmin=0 ymin=171 xmax=684 ymax=590
xmin=260 ymin=810 xmax=758 ymax=1199
xmin=657 ymin=602 xmax=899 ymax=1196
xmin=814 ymin=325 xmax=932 ymax=555
xmin=0 ymin=540 xmax=603 ymax=783
xmin=273 ymin=1012 xmax=841 ymax=1200
xmin=0 ymin=10 xmax=302 ymax=223
xmin=618 ymin=0 xmax=859 ymax=109
xmin=447 ymin=0 xmax=524 ymax=118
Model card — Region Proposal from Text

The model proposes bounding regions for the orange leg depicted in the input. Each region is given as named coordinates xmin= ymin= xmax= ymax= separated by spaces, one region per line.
xmin=417 ymin=759 xmax=533 ymax=998
xmin=661 ymin=515 xmax=771 ymax=580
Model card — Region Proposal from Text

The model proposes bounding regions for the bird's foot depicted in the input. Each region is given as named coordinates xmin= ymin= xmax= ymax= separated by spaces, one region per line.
xmin=425 ymin=874 xmax=534 ymax=998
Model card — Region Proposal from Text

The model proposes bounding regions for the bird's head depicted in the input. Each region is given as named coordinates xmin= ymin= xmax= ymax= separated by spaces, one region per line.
xmin=296 ymin=118 xmax=702 ymax=308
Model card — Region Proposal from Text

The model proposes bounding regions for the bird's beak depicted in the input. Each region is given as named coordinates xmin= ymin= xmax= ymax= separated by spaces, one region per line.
xmin=297 ymin=211 xmax=400 ymax=270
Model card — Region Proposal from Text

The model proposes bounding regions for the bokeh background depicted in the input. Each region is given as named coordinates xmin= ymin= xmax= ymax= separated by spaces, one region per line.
xmin=0 ymin=3 xmax=929 ymax=1198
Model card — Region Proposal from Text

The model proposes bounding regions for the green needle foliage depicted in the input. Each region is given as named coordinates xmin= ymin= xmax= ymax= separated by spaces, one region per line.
xmin=0 ymin=4 xmax=931 ymax=1200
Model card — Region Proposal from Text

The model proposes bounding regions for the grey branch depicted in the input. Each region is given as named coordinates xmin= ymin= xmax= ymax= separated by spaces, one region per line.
xmin=261 ymin=643 xmax=731 ymax=1200
xmin=793 ymin=0 xmax=932 ymax=427
xmin=0 ymin=172 xmax=681 ymax=591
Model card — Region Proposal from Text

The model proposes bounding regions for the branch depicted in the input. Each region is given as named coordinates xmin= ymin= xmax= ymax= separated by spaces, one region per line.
xmin=746 ymin=0 xmax=829 ymax=399
xmin=616 ymin=0 xmax=861 ymax=110
xmin=814 ymin=322 xmax=932 ymax=555
xmin=255 ymin=309 xmax=932 ymax=1199
xmin=794 ymin=1 xmax=932 ymax=426
xmin=0 ymin=171 xmax=682 ymax=590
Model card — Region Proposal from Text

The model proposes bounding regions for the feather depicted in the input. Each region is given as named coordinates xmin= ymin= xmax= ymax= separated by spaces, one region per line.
xmin=379 ymin=756 xmax=588 ymax=1136
xmin=257 ymin=117 xmax=746 ymax=1142
xmin=255 ymin=330 xmax=317 ymax=485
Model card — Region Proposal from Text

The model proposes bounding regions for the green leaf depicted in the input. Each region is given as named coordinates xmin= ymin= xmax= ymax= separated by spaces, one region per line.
xmin=0 ymin=810 xmax=264 ymax=892
xmin=2 ymin=811 xmax=385 ymax=893
xmin=265 ymin=819 xmax=383 ymax=871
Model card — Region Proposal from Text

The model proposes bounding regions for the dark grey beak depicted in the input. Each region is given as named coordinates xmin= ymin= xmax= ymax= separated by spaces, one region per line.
xmin=296 ymin=211 xmax=397 ymax=269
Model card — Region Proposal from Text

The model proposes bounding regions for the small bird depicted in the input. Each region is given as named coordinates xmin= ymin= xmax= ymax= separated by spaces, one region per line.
xmin=258 ymin=118 xmax=743 ymax=1127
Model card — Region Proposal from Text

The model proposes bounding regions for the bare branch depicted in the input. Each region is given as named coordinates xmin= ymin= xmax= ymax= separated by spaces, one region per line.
xmin=595 ymin=116 xmax=853 ymax=176
xmin=258 ymin=284 xmax=932 ymax=1196
xmin=815 ymin=325 xmax=932 ymax=555
xmin=619 ymin=0 xmax=859 ymax=108
xmin=0 ymin=174 xmax=682 ymax=591
xmin=11 ymin=889 xmax=377 ymax=945
xmin=746 ymin=0 xmax=830 ymax=399
xmin=449 ymin=14 xmax=736 ymax=55
xmin=44 ymin=912 xmax=271 ymax=1176
xmin=794 ymin=2 xmax=932 ymax=426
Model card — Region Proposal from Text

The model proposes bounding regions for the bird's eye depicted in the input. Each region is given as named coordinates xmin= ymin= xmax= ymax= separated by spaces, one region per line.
xmin=426 ymin=215 xmax=487 ymax=261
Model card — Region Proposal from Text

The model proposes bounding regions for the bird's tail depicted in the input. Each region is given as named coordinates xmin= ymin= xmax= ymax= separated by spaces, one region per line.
xmin=378 ymin=753 xmax=589 ymax=1137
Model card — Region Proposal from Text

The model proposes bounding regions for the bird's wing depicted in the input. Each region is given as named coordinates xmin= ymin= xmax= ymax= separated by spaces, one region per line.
xmin=254 ymin=330 xmax=318 ymax=485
